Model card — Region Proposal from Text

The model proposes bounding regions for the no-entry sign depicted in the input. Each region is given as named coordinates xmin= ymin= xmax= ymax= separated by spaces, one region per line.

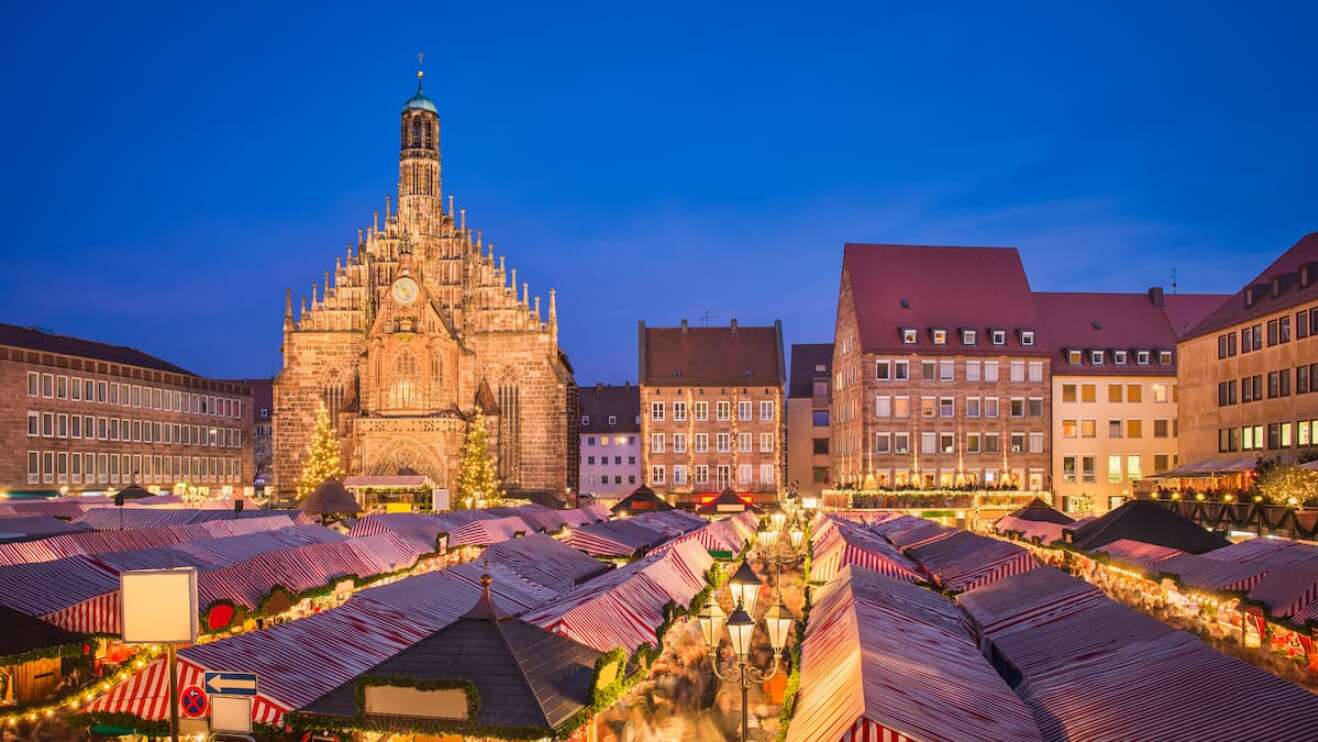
xmin=179 ymin=684 xmax=208 ymax=718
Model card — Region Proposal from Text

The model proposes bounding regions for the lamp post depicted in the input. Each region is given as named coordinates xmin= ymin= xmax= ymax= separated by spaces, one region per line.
xmin=699 ymin=561 xmax=792 ymax=742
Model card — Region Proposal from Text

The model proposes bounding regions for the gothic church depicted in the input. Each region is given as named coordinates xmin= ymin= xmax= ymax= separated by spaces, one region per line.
xmin=273 ymin=69 xmax=575 ymax=498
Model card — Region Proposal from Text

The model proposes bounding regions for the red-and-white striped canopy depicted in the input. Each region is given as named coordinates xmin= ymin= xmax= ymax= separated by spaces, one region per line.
xmin=903 ymin=530 xmax=1037 ymax=593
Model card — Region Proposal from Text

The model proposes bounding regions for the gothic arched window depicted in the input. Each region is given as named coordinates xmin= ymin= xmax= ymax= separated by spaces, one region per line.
xmin=390 ymin=351 xmax=418 ymax=408
xmin=410 ymin=117 xmax=423 ymax=148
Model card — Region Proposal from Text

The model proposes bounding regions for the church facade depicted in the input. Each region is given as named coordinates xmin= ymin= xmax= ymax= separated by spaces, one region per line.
xmin=272 ymin=72 xmax=576 ymax=498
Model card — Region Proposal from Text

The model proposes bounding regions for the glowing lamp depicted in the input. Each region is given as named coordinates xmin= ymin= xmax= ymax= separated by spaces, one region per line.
xmin=725 ymin=605 xmax=755 ymax=659
xmin=760 ymin=527 xmax=779 ymax=548
xmin=762 ymin=600 xmax=793 ymax=654
xmin=1254 ymin=495 xmax=1264 ymax=503
xmin=1288 ymin=496 xmax=1299 ymax=506
xmin=1171 ymin=493 xmax=1181 ymax=500
xmin=788 ymin=525 xmax=804 ymax=550
xmin=770 ymin=511 xmax=787 ymax=530
xmin=801 ymin=495 xmax=819 ymax=511
xmin=697 ymin=599 xmax=726 ymax=649
xmin=729 ymin=560 xmax=762 ymax=615
xmin=1224 ymin=494 xmax=1234 ymax=502
xmin=1195 ymin=493 xmax=1205 ymax=501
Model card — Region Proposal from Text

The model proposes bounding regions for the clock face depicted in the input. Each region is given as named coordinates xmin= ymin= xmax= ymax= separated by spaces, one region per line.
xmin=392 ymin=276 xmax=418 ymax=305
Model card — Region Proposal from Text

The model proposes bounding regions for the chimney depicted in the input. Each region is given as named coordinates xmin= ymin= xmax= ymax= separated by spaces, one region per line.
xmin=680 ymin=319 xmax=689 ymax=333
xmin=730 ymin=318 xmax=738 ymax=334
xmin=1147 ymin=286 xmax=1165 ymax=307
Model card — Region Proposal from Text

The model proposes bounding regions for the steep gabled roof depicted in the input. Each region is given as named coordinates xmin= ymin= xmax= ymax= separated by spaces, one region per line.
xmin=299 ymin=479 xmax=362 ymax=515
xmin=579 ymin=383 xmax=640 ymax=433
xmin=1067 ymin=500 xmax=1229 ymax=555
xmin=1005 ymin=497 xmax=1075 ymax=525
xmin=788 ymin=343 xmax=833 ymax=398
xmin=640 ymin=321 xmax=785 ymax=387
xmin=841 ymin=244 xmax=1046 ymax=356
xmin=1183 ymin=232 xmax=1318 ymax=340
xmin=0 ymin=604 xmax=84 ymax=661
xmin=611 ymin=485 xmax=672 ymax=514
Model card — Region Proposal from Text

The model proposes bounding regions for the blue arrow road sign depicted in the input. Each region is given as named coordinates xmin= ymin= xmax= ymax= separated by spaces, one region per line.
xmin=203 ymin=671 xmax=259 ymax=697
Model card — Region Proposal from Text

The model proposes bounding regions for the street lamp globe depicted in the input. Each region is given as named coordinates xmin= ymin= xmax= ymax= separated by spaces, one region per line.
xmin=760 ymin=526 xmax=779 ymax=549
xmin=770 ymin=511 xmax=787 ymax=530
xmin=762 ymin=600 xmax=793 ymax=654
xmin=698 ymin=599 xmax=726 ymax=649
xmin=788 ymin=524 xmax=804 ymax=550
xmin=725 ymin=606 xmax=755 ymax=659
xmin=729 ymin=561 xmax=762 ymax=615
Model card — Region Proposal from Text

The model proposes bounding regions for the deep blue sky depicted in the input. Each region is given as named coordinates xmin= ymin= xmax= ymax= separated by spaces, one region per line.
xmin=2 ymin=2 xmax=1315 ymax=383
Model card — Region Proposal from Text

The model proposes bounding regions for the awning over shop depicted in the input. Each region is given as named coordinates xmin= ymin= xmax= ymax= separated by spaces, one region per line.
xmin=342 ymin=475 xmax=431 ymax=488
xmin=1146 ymin=457 xmax=1255 ymax=478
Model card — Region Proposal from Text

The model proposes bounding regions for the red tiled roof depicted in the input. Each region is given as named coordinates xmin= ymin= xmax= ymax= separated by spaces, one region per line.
xmin=841 ymin=244 xmax=1046 ymax=356
xmin=0 ymin=322 xmax=195 ymax=376
xmin=578 ymin=383 xmax=640 ymax=433
xmin=1034 ymin=291 xmax=1227 ymax=376
xmin=788 ymin=343 xmax=833 ymax=398
xmin=1183 ymin=232 xmax=1318 ymax=340
xmin=640 ymin=321 xmax=784 ymax=387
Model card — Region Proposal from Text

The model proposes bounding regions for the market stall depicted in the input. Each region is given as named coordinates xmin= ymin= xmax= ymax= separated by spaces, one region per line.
xmin=904 ymin=530 xmax=1037 ymax=593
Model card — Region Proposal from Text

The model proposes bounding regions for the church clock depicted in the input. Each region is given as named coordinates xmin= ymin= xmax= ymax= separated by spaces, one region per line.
xmin=392 ymin=276 xmax=418 ymax=305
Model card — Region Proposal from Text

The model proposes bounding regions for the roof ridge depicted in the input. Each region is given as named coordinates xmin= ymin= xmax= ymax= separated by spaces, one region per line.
xmin=493 ymin=618 xmax=557 ymax=729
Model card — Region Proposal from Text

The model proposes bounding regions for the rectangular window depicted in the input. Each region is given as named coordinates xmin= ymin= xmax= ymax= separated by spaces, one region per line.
xmin=921 ymin=432 xmax=938 ymax=454
xmin=759 ymin=400 xmax=774 ymax=421
xmin=1127 ymin=419 xmax=1142 ymax=438
xmin=939 ymin=360 xmax=954 ymax=381
xmin=984 ymin=397 xmax=1000 ymax=418
xmin=672 ymin=401 xmax=687 ymax=421
xmin=41 ymin=373 xmax=53 ymax=398
xmin=1108 ymin=384 xmax=1123 ymax=403
xmin=1300 ymin=366 xmax=1311 ymax=395
xmin=966 ymin=433 xmax=981 ymax=453
xmin=966 ymin=397 xmax=981 ymax=417
xmin=1154 ymin=419 xmax=1169 ymax=437
xmin=984 ymin=361 xmax=999 ymax=382
xmin=1063 ymin=456 xmax=1077 ymax=483
xmin=650 ymin=401 xmax=665 ymax=421
xmin=875 ymin=360 xmax=891 ymax=380
xmin=1028 ymin=362 xmax=1043 ymax=382
xmin=1029 ymin=432 xmax=1043 ymax=454
xmin=672 ymin=465 xmax=687 ymax=485
xmin=893 ymin=396 xmax=909 ymax=418
xmin=921 ymin=361 xmax=936 ymax=381
xmin=41 ymin=412 xmax=53 ymax=437
xmin=1028 ymin=397 xmax=1043 ymax=417
xmin=1010 ymin=432 xmax=1025 ymax=453
xmin=984 ymin=433 xmax=1000 ymax=453
xmin=694 ymin=401 xmax=708 ymax=421
xmin=1081 ymin=419 xmax=1097 ymax=438
xmin=716 ymin=401 xmax=730 ymax=421
xmin=27 ymin=372 xmax=38 ymax=396
xmin=921 ymin=397 xmax=936 ymax=417
xmin=893 ymin=432 xmax=910 ymax=454
xmin=1082 ymin=456 xmax=1096 ymax=483
xmin=737 ymin=464 xmax=752 ymax=484
xmin=27 ymin=411 xmax=38 ymax=437
xmin=939 ymin=397 xmax=954 ymax=417
xmin=651 ymin=433 xmax=665 ymax=453
xmin=1109 ymin=419 xmax=1123 ymax=438
xmin=965 ymin=361 xmax=980 ymax=382
xmin=1010 ymin=398 xmax=1025 ymax=417
xmin=716 ymin=433 xmax=730 ymax=452
xmin=893 ymin=360 xmax=909 ymax=381
xmin=695 ymin=433 xmax=708 ymax=453
xmin=875 ymin=396 xmax=891 ymax=418
xmin=1010 ymin=361 xmax=1025 ymax=382
xmin=812 ymin=437 xmax=829 ymax=454
xmin=738 ymin=401 xmax=752 ymax=421
xmin=1081 ymin=384 xmax=1096 ymax=403
xmin=874 ymin=432 xmax=891 ymax=453
xmin=759 ymin=432 xmax=774 ymax=452
xmin=1062 ymin=419 xmax=1078 ymax=438
xmin=1108 ymin=455 xmax=1123 ymax=483
xmin=650 ymin=465 xmax=665 ymax=485
xmin=940 ymin=432 xmax=955 ymax=453
xmin=695 ymin=465 xmax=709 ymax=484
xmin=1062 ymin=384 xmax=1077 ymax=403
xmin=738 ymin=433 xmax=752 ymax=453
xmin=1127 ymin=384 xmax=1143 ymax=403
xmin=71 ymin=377 xmax=81 ymax=400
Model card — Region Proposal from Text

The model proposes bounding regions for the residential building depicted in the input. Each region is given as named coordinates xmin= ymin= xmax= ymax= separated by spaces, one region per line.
xmin=1178 ymin=232 xmax=1318 ymax=469
xmin=832 ymin=244 xmax=1052 ymax=490
xmin=787 ymin=343 xmax=833 ymax=498
xmin=248 ymin=378 xmax=273 ymax=490
xmin=1037 ymin=289 xmax=1226 ymax=513
xmin=273 ymin=69 xmax=574 ymax=497
xmin=1 ymin=323 xmax=252 ymax=495
xmin=578 ymin=382 xmax=640 ymax=504
xmin=639 ymin=319 xmax=786 ymax=507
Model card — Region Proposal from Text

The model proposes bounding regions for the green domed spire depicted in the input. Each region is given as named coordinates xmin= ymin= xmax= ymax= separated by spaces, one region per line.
xmin=403 ymin=55 xmax=437 ymax=114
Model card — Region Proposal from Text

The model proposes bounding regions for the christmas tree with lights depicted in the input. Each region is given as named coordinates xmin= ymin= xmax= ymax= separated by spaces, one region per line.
xmin=296 ymin=402 xmax=345 ymax=500
xmin=456 ymin=416 xmax=501 ymax=508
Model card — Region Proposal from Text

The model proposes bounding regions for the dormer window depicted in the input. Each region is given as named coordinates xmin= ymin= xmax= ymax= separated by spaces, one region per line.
xmin=931 ymin=328 xmax=948 ymax=345
xmin=1090 ymin=350 xmax=1105 ymax=365
xmin=814 ymin=364 xmax=826 ymax=372
xmin=608 ymin=415 xmax=616 ymax=426
xmin=902 ymin=328 xmax=918 ymax=345
xmin=1159 ymin=350 xmax=1173 ymax=365
xmin=961 ymin=329 xmax=977 ymax=345
xmin=991 ymin=329 xmax=1007 ymax=346
xmin=1020 ymin=330 xmax=1036 ymax=346
xmin=1114 ymin=350 xmax=1127 ymax=365
xmin=1068 ymin=350 xmax=1083 ymax=365
xmin=582 ymin=415 xmax=591 ymax=426
xmin=1136 ymin=350 xmax=1150 ymax=366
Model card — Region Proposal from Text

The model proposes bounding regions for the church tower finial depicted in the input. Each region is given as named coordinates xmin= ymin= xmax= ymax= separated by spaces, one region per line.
xmin=399 ymin=55 xmax=441 ymax=230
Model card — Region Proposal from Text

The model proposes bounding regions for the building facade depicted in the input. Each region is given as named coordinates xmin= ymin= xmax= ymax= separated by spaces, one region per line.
xmin=787 ymin=343 xmax=833 ymax=498
xmin=273 ymin=71 xmax=575 ymax=497
xmin=247 ymin=378 xmax=273 ymax=490
xmin=1038 ymin=289 xmax=1225 ymax=513
xmin=578 ymin=383 xmax=640 ymax=503
xmin=639 ymin=320 xmax=786 ymax=507
xmin=1178 ymin=233 xmax=1318 ymax=468
xmin=831 ymin=245 xmax=1052 ymax=490
xmin=0 ymin=323 xmax=252 ymax=495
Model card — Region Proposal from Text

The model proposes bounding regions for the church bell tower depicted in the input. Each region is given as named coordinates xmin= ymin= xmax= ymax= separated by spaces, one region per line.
xmin=398 ymin=58 xmax=441 ymax=232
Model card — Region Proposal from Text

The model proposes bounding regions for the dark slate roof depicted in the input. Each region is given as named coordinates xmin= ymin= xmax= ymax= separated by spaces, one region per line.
xmin=300 ymin=589 xmax=600 ymax=734
xmin=1006 ymin=497 xmax=1074 ymax=525
xmin=579 ymin=383 xmax=640 ymax=434
xmin=1034 ymin=291 xmax=1228 ymax=376
xmin=842 ymin=244 xmax=1046 ymax=356
xmin=245 ymin=378 xmax=274 ymax=420
xmin=1067 ymin=500 xmax=1229 ymax=555
xmin=299 ymin=479 xmax=362 ymax=515
xmin=0 ymin=516 xmax=91 ymax=543
xmin=0 ymin=604 xmax=83 ymax=660
xmin=640 ymin=321 xmax=785 ymax=387
xmin=788 ymin=343 xmax=833 ymax=399
xmin=611 ymin=485 xmax=672 ymax=514
xmin=1183 ymin=232 xmax=1318 ymax=340
xmin=0 ymin=322 xmax=196 ymax=375
xmin=697 ymin=487 xmax=749 ymax=514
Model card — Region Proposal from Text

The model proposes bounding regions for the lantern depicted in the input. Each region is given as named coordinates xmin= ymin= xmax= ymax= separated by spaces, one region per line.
xmin=762 ymin=600 xmax=793 ymax=654
xmin=788 ymin=525 xmax=804 ymax=550
xmin=770 ymin=511 xmax=787 ymax=530
xmin=726 ymin=606 xmax=755 ymax=659
xmin=729 ymin=561 xmax=762 ymax=615
xmin=760 ymin=527 xmax=779 ymax=549
xmin=697 ymin=599 xmax=726 ymax=649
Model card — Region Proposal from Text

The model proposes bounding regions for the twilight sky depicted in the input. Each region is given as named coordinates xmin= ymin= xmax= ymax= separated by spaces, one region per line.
xmin=2 ymin=2 xmax=1315 ymax=384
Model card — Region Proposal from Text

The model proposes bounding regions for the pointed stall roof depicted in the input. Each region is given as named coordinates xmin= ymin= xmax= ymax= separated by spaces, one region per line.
xmin=1067 ymin=500 xmax=1228 ymax=555
xmin=297 ymin=574 xmax=602 ymax=736
xmin=697 ymin=487 xmax=752 ymax=515
xmin=1005 ymin=497 xmax=1074 ymax=525
xmin=299 ymin=479 xmax=362 ymax=516
xmin=0 ymin=604 xmax=84 ymax=662
xmin=610 ymin=484 xmax=673 ymax=514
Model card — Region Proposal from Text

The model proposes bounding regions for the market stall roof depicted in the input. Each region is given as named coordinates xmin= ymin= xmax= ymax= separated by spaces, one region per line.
xmin=1004 ymin=497 xmax=1073 ymax=525
xmin=787 ymin=565 xmax=1041 ymax=742
xmin=868 ymin=515 xmax=955 ymax=551
xmin=1147 ymin=456 xmax=1256 ymax=478
xmin=1066 ymin=500 xmax=1229 ymax=554
xmin=299 ymin=479 xmax=362 ymax=515
xmin=0 ymin=603 xmax=84 ymax=662
xmin=342 ymin=474 xmax=430 ymax=488
xmin=0 ymin=515 xmax=90 ymax=543
xmin=1094 ymin=538 xmax=1185 ymax=570
xmin=904 ymin=530 xmax=1038 ymax=593
xmin=298 ymin=577 xmax=602 ymax=736
xmin=957 ymin=566 xmax=1108 ymax=640
xmin=114 ymin=484 xmax=153 ymax=500
xmin=0 ymin=514 xmax=302 ymax=567
xmin=562 ymin=518 xmax=670 ymax=557
xmin=696 ymin=487 xmax=752 ymax=515
xmin=74 ymin=507 xmax=303 ymax=530
xmin=446 ymin=515 xmax=533 ymax=547
xmin=809 ymin=520 xmax=925 ymax=585
xmin=610 ymin=484 xmax=673 ymax=514
xmin=652 ymin=516 xmax=748 ymax=559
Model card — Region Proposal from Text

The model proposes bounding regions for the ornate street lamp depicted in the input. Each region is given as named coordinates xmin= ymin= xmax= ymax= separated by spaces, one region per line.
xmin=760 ymin=524 xmax=780 ymax=550
xmin=698 ymin=566 xmax=793 ymax=742
xmin=770 ymin=511 xmax=787 ymax=531
xmin=728 ymin=561 xmax=762 ymax=616
xmin=788 ymin=524 xmax=804 ymax=551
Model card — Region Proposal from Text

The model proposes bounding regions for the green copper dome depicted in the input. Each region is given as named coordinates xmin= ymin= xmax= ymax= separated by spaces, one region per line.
xmin=403 ymin=88 xmax=437 ymax=114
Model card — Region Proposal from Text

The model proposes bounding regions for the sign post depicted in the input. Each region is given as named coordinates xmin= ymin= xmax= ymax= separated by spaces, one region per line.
xmin=121 ymin=568 xmax=198 ymax=742
xmin=204 ymin=671 xmax=258 ymax=696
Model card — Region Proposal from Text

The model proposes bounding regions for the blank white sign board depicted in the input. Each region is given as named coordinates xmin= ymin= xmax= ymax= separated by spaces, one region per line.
xmin=120 ymin=567 xmax=198 ymax=644
xmin=211 ymin=695 xmax=253 ymax=733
